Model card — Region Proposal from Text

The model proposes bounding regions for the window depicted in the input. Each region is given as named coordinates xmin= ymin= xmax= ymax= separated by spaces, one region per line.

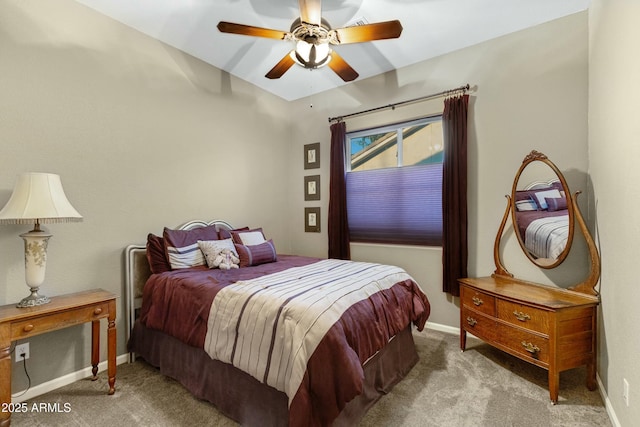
xmin=346 ymin=116 xmax=443 ymax=246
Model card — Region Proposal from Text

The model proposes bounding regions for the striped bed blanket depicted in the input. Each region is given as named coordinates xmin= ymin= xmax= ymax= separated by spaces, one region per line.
xmin=525 ymin=215 xmax=569 ymax=260
xmin=204 ymin=259 xmax=418 ymax=405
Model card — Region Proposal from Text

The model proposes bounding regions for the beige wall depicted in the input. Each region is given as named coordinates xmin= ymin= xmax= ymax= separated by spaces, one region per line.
xmin=0 ymin=0 xmax=293 ymax=390
xmin=287 ymin=12 xmax=589 ymax=329
xmin=589 ymin=1 xmax=640 ymax=425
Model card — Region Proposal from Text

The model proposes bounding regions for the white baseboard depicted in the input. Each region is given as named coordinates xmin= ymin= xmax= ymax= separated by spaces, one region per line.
xmin=12 ymin=353 xmax=130 ymax=403
xmin=598 ymin=374 xmax=621 ymax=427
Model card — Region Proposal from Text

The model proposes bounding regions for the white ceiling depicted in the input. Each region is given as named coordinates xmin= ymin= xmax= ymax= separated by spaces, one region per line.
xmin=74 ymin=0 xmax=589 ymax=101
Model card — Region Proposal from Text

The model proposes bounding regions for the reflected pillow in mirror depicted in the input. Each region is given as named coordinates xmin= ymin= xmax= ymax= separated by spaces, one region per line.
xmin=515 ymin=198 xmax=538 ymax=212
xmin=534 ymin=189 xmax=562 ymax=210
xmin=545 ymin=197 xmax=567 ymax=212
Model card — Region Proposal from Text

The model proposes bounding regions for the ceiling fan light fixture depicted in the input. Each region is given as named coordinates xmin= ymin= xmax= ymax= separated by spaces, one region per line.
xmin=291 ymin=40 xmax=331 ymax=69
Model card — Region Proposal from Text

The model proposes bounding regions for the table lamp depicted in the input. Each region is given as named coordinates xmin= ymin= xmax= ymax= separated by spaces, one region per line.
xmin=0 ymin=173 xmax=82 ymax=307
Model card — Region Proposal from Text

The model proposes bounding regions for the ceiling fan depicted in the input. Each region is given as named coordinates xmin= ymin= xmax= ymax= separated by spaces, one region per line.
xmin=217 ymin=0 xmax=403 ymax=82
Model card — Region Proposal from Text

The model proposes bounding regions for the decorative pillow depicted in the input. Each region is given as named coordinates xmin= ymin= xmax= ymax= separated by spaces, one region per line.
xmin=234 ymin=239 xmax=277 ymax=267
xmin=218 ymin=226 xmax=249 ymax=240
xmin=146 ymin=233 xmax=171 ymax=274
xmin=198 ymin=239 xmax=239 ymax=269
xmin=231 ymin=228 xmax=266 ymax=245
xmin=545 ymin=197 xmax=567 ymax=212
xmin=163 ymin=225 xmax=219 ymax=269
xmin=515 ymin=198 xmax=538 ymax=212
xmin=533 ymin=189 xmax=562 ymax=210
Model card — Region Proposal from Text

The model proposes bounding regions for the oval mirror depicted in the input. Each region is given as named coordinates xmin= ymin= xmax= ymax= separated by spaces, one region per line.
xmin=510 ymin=151 xmax=575 ymax=268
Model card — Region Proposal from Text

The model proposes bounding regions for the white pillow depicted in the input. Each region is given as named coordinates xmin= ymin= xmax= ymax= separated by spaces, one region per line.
xmin=198 ymin=239 xmax=238 ymax=269
xmin=534 ymin=189 xmax=561 ymax=210
xmin=515 ymin=199 xmax=538 ymax=212
xmin=237 ymin=231 xmax=266 ymax=246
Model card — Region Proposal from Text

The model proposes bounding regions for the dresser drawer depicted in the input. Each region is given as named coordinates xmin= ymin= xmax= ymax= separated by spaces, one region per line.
xmin=461 ymin=307 xmax=496 ymax=342
xmin=461 ymin=286 xmax=496 ymax=316
xmin=496 ymin=300 xmax=550 ymax=334
xmin=10 ymin=303 xmax=110 ymax=340
xmin=495 ymin=323 xmax=549 ymax=364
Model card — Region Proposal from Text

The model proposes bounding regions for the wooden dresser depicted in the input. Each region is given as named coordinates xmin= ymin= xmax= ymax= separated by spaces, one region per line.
xmin=459 ymin=275 xmax=599 ymax=403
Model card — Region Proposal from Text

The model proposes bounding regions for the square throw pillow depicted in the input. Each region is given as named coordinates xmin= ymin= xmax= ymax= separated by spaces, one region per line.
xmin=146 ymin=233 xmax=171 ymax=274
xmin=234 ymin=239 xmax=277 ymax=267
xmin=534 ymin=189 xmax=562 ymax=210
xmin=163 ymin=225 xmax=219 ymax=269
xmin=231 ymin=228 xmax=266 ymax=245
xmin=198 ymin=239 xmax=238 ymax=269
xmin=218 ymin=226 xmax=249 ymax=240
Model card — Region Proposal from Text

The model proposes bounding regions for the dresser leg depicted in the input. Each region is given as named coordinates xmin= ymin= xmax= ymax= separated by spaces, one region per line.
xmin=586 ymin=361 xmax=597 ymax=391
xmin=549 ymin=370 xmax=559 ymax=404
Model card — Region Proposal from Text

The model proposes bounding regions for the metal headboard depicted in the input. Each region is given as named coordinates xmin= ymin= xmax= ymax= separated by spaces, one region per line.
xmin=124 ymin=219 xmax=233 ymax=362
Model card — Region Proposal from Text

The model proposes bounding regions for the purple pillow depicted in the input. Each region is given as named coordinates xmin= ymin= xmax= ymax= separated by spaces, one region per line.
xmin=218 ymin=226 xmax=249 ymax=240
xmin=234 ymin=239 xmax=277 ymax=267
xmin=163 ymin=225 xmax=219 ymax=269
xmin=146 ymin=233 xmax=171 ymax=274
xmin=545 ymin=197 xmax=567 ymax=212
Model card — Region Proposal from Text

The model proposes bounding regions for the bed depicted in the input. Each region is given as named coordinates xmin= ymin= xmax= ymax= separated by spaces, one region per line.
xmin=513 ymin=181 xmax=569 ymax=261
xmin=126 ymin=220 xmax=431 ymax=426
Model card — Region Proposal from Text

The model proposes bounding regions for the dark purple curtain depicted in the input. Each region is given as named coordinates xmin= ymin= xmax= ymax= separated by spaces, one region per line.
xmin=328 ymin=121 xmax=350 ymax=260
xmin=442 ymin=94 xmax=469 ymax=296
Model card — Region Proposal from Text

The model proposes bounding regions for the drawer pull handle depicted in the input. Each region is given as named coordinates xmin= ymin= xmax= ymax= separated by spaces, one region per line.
xmin=93 ymin=308 xmax=103 ymax=315
xmin=521 ymin=341 xmax=540 ymax=354
xmin=513 ymin=310 xmax=531 ymax=322
xmin=472 ymin=297 xmax=483 ymax=306
xmin=23 ymin=324 xmax=34 ymax=332
xmin=466 ymin=316 xmax=477 ymax=326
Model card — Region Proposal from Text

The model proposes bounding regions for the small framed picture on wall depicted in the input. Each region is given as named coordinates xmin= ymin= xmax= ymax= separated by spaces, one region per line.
xmin=304 ymin=207 xmax=321 ymax=233
xmin=304 ymin=175 xmax=321 ymax=201
xmin=304 ymin=142 xmax=320 ymax=169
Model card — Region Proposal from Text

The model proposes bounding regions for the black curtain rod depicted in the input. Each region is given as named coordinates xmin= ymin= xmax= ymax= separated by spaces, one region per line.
xmin=327 ymin=83 xmax=470 ymax=123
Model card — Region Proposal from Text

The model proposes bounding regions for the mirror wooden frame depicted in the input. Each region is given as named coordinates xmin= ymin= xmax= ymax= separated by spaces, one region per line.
xmin=493 ymin=150 xmax=601 ymax=296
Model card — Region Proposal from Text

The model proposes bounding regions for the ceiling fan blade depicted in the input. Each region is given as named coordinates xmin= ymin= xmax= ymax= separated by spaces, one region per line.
xmin=299 ymin=0 xmax=322 ymax=26
xmin=265 ymin=52 xmax=296 ymax=79
xmin=333 ymin=20 xmax=403 ymax=44
xmin=217 ymin=21 xmax=289 ymax=40
xmin=328 ymin=51 xmax=359 ymax=82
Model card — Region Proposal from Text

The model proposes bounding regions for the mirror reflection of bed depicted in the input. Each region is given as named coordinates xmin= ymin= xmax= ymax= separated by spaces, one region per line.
xmin=513 ymin=179 xmax=570 ymax=266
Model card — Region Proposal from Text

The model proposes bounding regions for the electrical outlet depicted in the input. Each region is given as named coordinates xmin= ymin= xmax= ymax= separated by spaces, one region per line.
xmin=15 ymin=343 xmax=29 ymax=362
xmin=623 ymin=378 xmax=630 ymax=407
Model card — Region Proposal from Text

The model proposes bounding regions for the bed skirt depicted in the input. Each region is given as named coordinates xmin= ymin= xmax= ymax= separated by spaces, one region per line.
xmin=128 ymin=321 xmax=419 ymax=426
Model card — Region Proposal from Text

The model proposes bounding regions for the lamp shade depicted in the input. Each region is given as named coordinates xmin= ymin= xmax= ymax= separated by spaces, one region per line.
xmin=0 ymin=173 xmax=82 ymax=224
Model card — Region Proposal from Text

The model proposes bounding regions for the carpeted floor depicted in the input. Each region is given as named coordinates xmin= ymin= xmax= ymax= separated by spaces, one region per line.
xmin=11 ymin=329 xmax=611 ymax=426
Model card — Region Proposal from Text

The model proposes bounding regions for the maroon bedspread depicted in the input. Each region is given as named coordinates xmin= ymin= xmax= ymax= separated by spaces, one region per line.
xmin=139 ymin=255 xmax=319 ymax=348
xmin=138 ymin=255 xmax=431 ymax=426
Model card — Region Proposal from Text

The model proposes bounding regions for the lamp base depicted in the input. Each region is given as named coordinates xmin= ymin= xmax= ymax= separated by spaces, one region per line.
xmin=17 ymin=287 xmax=51 ymax=308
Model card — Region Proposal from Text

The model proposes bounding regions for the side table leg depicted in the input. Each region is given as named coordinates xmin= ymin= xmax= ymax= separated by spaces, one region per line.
xmin=107 ymin=301 xmax=116 ymax=395
xmin=91 ymin=320 xmax=100 ymax=380
xmin=1 ymin=325 xmax=12 ymax=427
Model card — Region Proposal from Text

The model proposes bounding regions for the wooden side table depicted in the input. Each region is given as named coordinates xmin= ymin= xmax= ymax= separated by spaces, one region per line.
xmin=0 ymin=289 xmax=116 ymax=426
